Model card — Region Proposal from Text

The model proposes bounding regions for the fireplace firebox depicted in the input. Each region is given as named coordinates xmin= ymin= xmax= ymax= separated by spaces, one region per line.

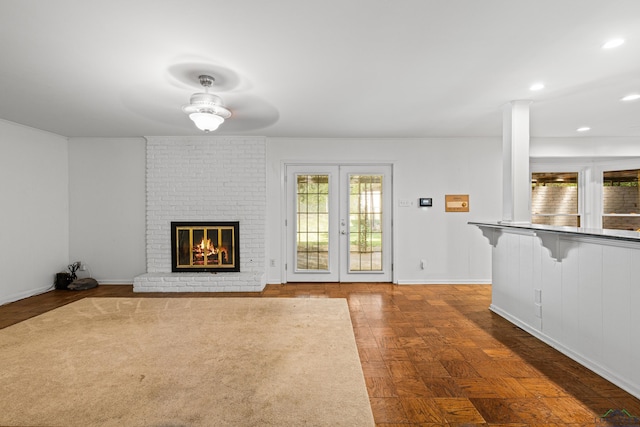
xmin=171 ymin=221 xmax=240 ymax=272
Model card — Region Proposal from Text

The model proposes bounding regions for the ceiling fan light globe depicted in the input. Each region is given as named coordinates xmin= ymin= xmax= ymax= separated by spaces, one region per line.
xmin=189 ymin=112 xmax=224 ymax=132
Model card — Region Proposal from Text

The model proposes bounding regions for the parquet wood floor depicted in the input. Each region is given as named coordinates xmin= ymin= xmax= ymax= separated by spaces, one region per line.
xmin=2 ymin=283 xmax=639 ymax=426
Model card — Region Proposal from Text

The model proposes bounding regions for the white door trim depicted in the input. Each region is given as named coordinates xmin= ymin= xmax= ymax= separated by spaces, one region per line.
xmin=282 ymin=161 xmax=395 ymax=283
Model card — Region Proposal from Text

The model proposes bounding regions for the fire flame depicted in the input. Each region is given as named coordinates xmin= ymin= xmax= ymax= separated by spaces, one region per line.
xmin=198 ymin=238 xmax=217 ymax=255
xmin=192 ymin=237 xmax=228 ymax=265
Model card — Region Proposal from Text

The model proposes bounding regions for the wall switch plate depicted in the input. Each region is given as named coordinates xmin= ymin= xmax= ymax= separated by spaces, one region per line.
xmin=419 ymin=198 xmax=432 ymax=207
xmin=399 ymin=199 xmax=412 ymax=207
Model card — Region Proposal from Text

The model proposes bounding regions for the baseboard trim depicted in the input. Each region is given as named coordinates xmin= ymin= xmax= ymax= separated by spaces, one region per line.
xmin=0 ymin=285 xmax=53 ymax=306
xmin=396 ymin=279 xmax=492 ymax=285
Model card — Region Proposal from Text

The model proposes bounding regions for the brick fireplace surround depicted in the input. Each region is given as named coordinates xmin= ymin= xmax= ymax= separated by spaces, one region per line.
xmin=133 ymin=136 xmax=266 ymax=292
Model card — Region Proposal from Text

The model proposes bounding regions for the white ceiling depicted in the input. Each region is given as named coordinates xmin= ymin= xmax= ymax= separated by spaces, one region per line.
xmin=1 ymin=0 xmax=640 ymax=139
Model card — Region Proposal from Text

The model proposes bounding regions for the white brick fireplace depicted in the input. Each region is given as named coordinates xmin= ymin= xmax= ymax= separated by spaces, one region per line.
xmin=133 ymin=136 xmax=266 ymax=292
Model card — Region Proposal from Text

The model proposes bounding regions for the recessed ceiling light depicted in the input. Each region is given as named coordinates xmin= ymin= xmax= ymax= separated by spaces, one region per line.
xmin=602 ymin=38 xmax=625 ymax=49
xmin=621 ymin=94 xmax=640 ymax=101
xmin=529 ymin=82 xmax=545 ymax=91
xmin=576 ymin=127 xmax=591 ymax=132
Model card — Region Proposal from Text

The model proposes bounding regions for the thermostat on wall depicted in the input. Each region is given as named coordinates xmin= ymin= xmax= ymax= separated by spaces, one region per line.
xmin=419 ymin=198 xmax=432 ymax=207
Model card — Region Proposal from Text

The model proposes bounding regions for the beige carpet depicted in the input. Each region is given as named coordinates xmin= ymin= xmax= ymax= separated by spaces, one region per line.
xmin=0 ymin=297 xmax=374 ymax=427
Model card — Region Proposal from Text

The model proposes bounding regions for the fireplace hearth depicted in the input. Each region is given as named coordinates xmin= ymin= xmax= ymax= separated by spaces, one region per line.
xmin=171 ymin=221 xmax=240 ymax=273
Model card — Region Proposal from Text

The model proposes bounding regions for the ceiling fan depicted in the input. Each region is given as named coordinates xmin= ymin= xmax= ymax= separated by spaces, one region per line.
xmin=164 ymin=61 xmax=280 ymax=134
xmin=181 ymin=75 xmax=231 ymax=132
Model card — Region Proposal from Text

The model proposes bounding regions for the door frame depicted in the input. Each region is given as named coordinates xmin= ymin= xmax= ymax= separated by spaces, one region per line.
xmin=280 ymin=161 xmax=396 ymax=283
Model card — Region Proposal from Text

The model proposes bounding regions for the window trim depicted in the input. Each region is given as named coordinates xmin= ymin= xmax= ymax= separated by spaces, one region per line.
xmin=530 ymin=163 xmax=584 ymax=227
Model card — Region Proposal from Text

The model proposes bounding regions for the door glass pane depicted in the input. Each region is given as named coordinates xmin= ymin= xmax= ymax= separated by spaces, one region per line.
xmin=531 ymin=172 xmax=580 ymax=226
xmin=296 ymin=174 xmax=330 ymax=271
xmin=349 ymin=175 xmax=383 ymax=272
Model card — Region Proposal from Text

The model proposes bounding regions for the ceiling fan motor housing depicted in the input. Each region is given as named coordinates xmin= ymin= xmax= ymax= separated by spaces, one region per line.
xmin=183 ymin=92 xmax=231 ymax=118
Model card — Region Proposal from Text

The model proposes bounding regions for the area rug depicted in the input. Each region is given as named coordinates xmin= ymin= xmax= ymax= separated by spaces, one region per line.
xmin=0 ymin=297 xmax=374 ymax=426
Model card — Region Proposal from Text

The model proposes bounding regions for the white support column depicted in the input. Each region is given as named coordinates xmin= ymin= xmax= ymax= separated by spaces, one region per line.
xmin=502 ymin=100 xmax=532 ymax=224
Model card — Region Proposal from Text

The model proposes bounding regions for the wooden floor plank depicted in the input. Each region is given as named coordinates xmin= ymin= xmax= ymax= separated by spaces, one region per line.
xmin=1 ymin=283 xmax=639 ymax=426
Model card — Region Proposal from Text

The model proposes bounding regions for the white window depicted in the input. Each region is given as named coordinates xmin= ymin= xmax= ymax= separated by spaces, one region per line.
xmin=531 ymin=172 xmax=580 ymax=227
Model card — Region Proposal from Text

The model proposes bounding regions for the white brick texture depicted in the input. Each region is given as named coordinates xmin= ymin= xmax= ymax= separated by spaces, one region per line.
xmin=134 ymin=136 xmax=267 ymax=292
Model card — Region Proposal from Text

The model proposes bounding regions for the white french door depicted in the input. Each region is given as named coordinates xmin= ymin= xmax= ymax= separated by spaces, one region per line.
xmin=285 ymin=164 xmax=392 ymax=282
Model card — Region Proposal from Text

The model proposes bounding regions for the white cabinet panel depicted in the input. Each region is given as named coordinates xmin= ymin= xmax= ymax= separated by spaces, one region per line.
xmin=561 ymin=241 xmax=581 ymax=351
xmin=473 ymin=222 xmax=640 ymax=399
xmin=630 ymin=249 xmax=640 ymax=387
xmin=577 ymin=243 xmax=603 ymax=361
xmin=540 ymin=245 xmax=562 ymax=340
xmin=602 ymin=245 xmax=631 ymax=379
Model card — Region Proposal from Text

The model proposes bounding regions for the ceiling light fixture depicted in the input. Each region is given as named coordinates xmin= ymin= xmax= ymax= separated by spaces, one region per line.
xmin=576 ymin=127 xmax=591 ymax=132
xmin=602 ymin=38 xmax=625 ymax=49
xmin=621 ymin=93 xmax=640 ymax=102
xmin=182 ymin=75 xmax=231 ymax=132
xmin=529 ymin=82 xmax=545 ymax=91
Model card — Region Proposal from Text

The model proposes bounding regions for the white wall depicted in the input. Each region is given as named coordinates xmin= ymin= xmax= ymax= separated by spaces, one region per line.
xmin=531 ymin=136 xmax=640 ymax=158
xmin=65 ymin=136 xmax=501 ymax=287
xmin=0 ymin=120 xmax=69 ymax=304
xmin=68 ymin=138 xmax=146 ymax=283
xmin=266 ymin=138 xmax=502 ymax=284
xmin=5 ymin=127 xmax=640 ymax=300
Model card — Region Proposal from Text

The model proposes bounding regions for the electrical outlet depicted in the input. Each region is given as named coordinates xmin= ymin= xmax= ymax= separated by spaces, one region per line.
xmin=270 ymin=259 xmax=276 ymax=267
xmin=79 ymin=263 xmax=87 ymax=271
